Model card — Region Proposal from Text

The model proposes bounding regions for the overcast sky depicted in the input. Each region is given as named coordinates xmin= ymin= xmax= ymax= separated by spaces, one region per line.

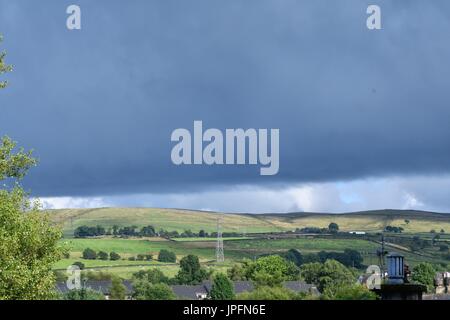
xmin=1 ymin=0 xmax=450 ymax=213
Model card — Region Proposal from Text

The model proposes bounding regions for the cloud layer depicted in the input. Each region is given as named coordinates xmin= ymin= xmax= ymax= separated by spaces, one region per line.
xmin=41 ymin=174 xmax=450 ymax=213
xmin=1 ymin=1 xmax=450 ymax=212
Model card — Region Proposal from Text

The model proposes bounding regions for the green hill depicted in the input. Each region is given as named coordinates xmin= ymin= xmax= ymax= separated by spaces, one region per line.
xmin=47 ymin=208 xmax=450 ymax=238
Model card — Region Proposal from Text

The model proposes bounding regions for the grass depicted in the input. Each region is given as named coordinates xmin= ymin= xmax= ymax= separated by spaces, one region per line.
xmin=53 ymin=258 xmax=170 ymax=270
xmin=49 ymin=208 xmax=282 ymax=237
xmin=49 ymin=208 xmax=450 ymax=279
xmin=86 ymin=265 xmax=182 ymax=279
xmin=172 ymin=237 xmax=250 ymax=242
xmin=225 ymin=238 xmax=380 ymax=253
xmin=48 ymin=208 xmax=450 ymax=238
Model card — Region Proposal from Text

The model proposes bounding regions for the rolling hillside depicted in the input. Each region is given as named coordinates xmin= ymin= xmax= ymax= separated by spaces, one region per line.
xmin=47 ymin=208 xmax=450 ymax=238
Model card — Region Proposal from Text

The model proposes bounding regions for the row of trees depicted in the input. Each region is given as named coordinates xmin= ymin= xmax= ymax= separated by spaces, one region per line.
xmin=281 ymin=248 xmax=364 ymax=269
xmin=74 ymin=224 xmax=243 ymax=239
xmin=80 ymin=248 xmax=178 ymax=263
xmin=81 ymin=248 xmax=122 ymax=261
xmin=74 ymin=225 xmax=158 ymax=238
xmin=295 ymin=222 xmax=340 ymax=234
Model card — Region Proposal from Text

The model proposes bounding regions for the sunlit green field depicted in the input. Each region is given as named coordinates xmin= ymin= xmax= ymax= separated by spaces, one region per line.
xmin=50 ymin=208 xmax=450 ymax=279
xmin=225 ymin=238 xmax=380 ymax=253
xmin=62 ymin=238 xmax=219 ymax=261
xmin=53 ymin=258 xmax=172 ymax=270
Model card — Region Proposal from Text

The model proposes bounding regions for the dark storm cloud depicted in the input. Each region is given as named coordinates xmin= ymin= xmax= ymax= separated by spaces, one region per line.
xmin=1 ymin=0 xmax=450 ymax=196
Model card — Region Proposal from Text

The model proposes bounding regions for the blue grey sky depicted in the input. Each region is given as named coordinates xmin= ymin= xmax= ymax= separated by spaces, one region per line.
xmin=1 ymin=1 xmax=450 ymax=212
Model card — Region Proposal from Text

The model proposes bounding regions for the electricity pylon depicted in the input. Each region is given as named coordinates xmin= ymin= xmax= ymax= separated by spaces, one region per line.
xmin=216 ymin=217 xmax=225 ymax=263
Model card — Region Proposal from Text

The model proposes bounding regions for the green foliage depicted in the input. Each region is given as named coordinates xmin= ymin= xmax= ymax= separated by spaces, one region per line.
xmin=62 ymin=289 xmax=105 ymax=300
xmin=82 ymin=248 xmax=97 ymax=260
xmin=98 ymin=251 xmax=109 ymax=260
xmin=236 ymin=286 xmax=303 ymax=300
xmin=176 ymin=255 xmax=209 ymax=285
xmin=133 ymin=268 xmax=170 ymax=284
xmin=301 ymin=260 xmax=355 ymax=293
xmin=158 ymin=249 xmax=177 ymax=263
xmin=412 ymin=262 xmax=435 ymax=292
xmin=210 ymin=273 xmax=235 ymax=300
xmin=0 ymin=136 xmax=37 ymax=181
xmin=241 ymin=255 xmax=300 ymax=287
xmin=227 ymin=263 xmax=246 ymax=281
xmin=322 ymin=284 xmax=377 ymax=300
xmin=110 ymin=251 xmax=121 ymax=260
xmin=132 ymin=281 xmax=176 ymax=300
xmin=110 ymin=276 xmax=126 ymax=300
xmin=0 ymin=35 xmax=12 ymax=89
xmin=283 ymin=249 xmax=303 ymax=267
xmin=0 ymin=137 xmax=63 ymax=300
xmin=328 ymin=222 xmax=339 ymax=233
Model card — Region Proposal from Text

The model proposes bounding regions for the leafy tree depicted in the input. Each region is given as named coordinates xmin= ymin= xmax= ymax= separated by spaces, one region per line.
xmin=0 ymin=35 xmax=12 ymax=89
xmin=158 ymin=249 xmax=177 ymax=263
xmin=316 ymin=249 xmax=364 ymax=268
xmin=284 ymin=249 xmax=303 ymax=267
xmin=412 ymin=262 xmax=435 ymax=292
xmin=322 ymin=284 xmax=377 ymax=300
xmin=227 ymin=263 xmax=246 ymax=281
xmin=328 ymin=222 xmax=339 ymax=233
xmin=140 ymin=225 xmax=156 ymax=237
xmin=210 ymin=273 xmax=235 ymax=300
xmin=250 ymin=255 xmax=299 ymax=287
xmin=133 ymin=268 xmax=170 ymax=284
xmin=110 ymin=277 xmax=126 ymax=300
xmin=74 ymin=225 xmax=106 ymax=238
xmin=236 ymin=286 xmax=302 ymax=300
xmin=62 ymin=289 xmax=105 ymax=300
xmin=439 ymin=245 xmax=449 ymax=252
xmin=144 ymin=254 xmax=153 ymax=261
xmin=82 ymin=248 xmax=97 ymax=260
xmin=0 ymin=136 xmax=64 ymax=300
xmin=98 ymin=251 xmax=109 ymax=260
xmin=301 ymin=260 xmax=355 ymax=293
xmin=385 ymin=225 xmax=404 ymax=233
xmin=198 ymin=229 xmax=207 ymax=237
xmin=137 ymin=254 xmax=145 ymax=261
xmin=110 ymin=251 xmax=121 ymax=260
xmin=132 ymin=281 xmax=176 ymax=300
xmin=176 ymin=255 xmax=209 ymax=285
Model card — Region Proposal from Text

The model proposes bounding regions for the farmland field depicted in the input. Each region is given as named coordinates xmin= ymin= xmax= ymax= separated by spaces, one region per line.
xmin=51 ymin=208 xmax=450 ymax=279
xmin=48 ymin=208 xmax=450 ymax=238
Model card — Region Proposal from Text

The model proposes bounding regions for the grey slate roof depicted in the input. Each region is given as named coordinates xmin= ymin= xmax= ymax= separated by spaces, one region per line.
xmin=57 ymin=279 xmax=319 ymax=299
xmin=171 ymin=280 xmax=318 ymax=300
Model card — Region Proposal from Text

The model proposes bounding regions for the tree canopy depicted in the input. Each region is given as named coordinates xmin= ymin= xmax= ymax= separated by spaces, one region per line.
xmin=0 ymin=137 xmax=64 ymax=299
xmin=0 ymin=34 xmax=12 ymax=89
xmin=209 ymin=273 xmax=235 ymax=300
